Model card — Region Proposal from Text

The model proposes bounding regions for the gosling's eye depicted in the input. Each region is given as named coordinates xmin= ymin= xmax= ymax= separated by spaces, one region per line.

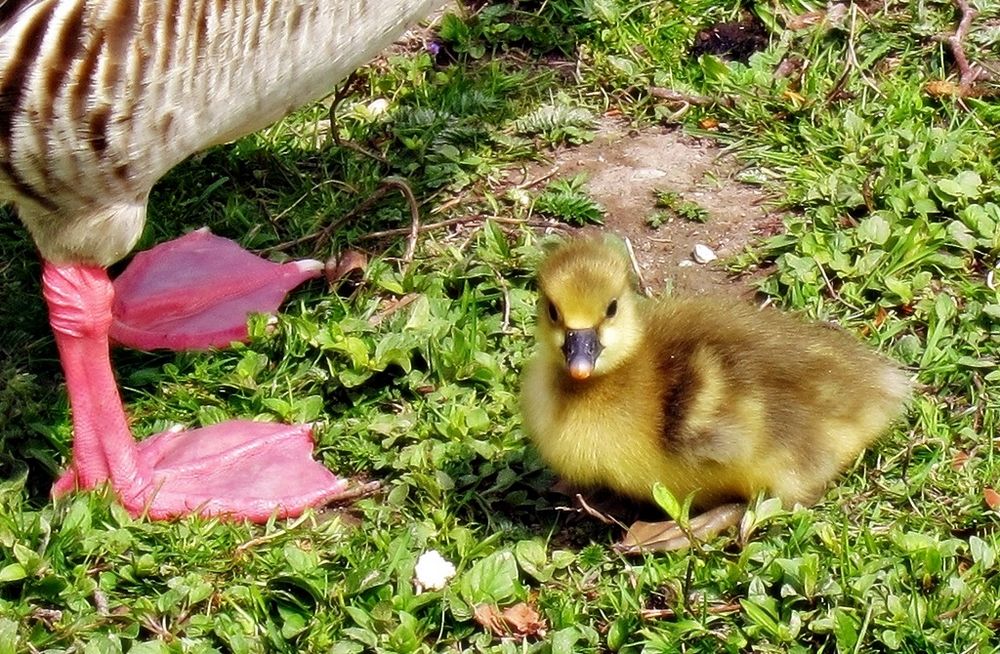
xmin=606 ymin=299 xmax=618 ymax=318
xmin=547 ymin=301 xmax=560 ymax=323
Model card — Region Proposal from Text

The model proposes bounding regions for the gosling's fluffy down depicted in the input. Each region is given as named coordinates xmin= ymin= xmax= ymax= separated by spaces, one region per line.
xmin=521 ymin=237 xmax=911 ymax=518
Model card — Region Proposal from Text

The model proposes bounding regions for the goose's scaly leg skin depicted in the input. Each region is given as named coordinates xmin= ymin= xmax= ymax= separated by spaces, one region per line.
xmin=45 ymin=262 xmax=348 ymax=521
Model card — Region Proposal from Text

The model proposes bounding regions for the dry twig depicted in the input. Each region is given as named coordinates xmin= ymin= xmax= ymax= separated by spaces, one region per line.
xmin=944 ymin=0 xmax=983 ymax=92
xmin=640 ymin=602 xmax=741 ymax=621
xmin=928 ymin=0 xmax=988 ymax=98
xmin=381 ymin=177 xmax=421 ymax=263
xmin=648 ymin=87 xmax=729 ymax=107
xmin=267 ymin=176 xmax=420 ymax=255
xmin=623 ymin=236 xmax=652 ymax=298
xmin=356 ymin=215 xmax=566 ymax=242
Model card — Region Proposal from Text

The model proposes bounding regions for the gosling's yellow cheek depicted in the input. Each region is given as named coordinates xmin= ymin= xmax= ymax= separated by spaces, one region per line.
xmin=543 ymin=329 xmax=565 ymax=353
xmin=593 ymin=323 xmax=632 ymax=373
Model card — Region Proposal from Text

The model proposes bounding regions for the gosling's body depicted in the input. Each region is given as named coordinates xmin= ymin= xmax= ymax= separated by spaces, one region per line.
xmin=521 ymin=238 xmax=910 ymax=521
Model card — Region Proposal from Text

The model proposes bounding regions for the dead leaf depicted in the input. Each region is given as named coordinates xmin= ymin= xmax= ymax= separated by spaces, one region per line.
xmin=774 ymin=57 xmax=804 ymax=80
xmin=367 ymin=293 xmax=420 ymax=326
xmin=617 ymin=519 xmax=690 ymax=554
xmin=699 ymin=117 xmax=719 ymax=130
xmin=787 ymin=10 xmax=826 ymax=30
xmin=474 ymin=604 xmax=505 ymax=636
xmin=951 ymin=451 xmax=970 ymax=470
xmin=325 ymin=250 xmax=368 ymax=285
xmin=473 ymin=602 xmax=547 ymax=639
xmin=985 ymin=488 xmax=1000 ymax=510
xmin=925 ymin=79 xmax=961 ymax=97
xmin=502 ymin=603 xmax=547 ymax=637
xmin=924 ymin=79 xmax=984 ymax=99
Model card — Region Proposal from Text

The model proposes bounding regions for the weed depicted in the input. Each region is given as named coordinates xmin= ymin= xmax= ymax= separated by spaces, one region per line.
xmin=533 ymin=174 xmax=605 ymax=226
xmin=2 ymin=0 xmax=999 ymax=651
xmin=654 ymin=189 xmax=710 ymax=223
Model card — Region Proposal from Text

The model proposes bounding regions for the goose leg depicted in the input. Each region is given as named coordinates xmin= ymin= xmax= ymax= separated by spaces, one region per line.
xmin=108 ymin=229 xmax=323 ymax=351
xmin=45 ymin=261 xmax=349 ymax=521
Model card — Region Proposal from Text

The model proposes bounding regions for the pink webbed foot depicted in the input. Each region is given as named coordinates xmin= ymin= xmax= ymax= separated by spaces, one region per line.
xmin=53 ymin=421 xmax=349 ymax=521
xmin=44 ymin=261 xmax=347 ymax=522
xmin=109 ymin=228 xmax=323 ymax=351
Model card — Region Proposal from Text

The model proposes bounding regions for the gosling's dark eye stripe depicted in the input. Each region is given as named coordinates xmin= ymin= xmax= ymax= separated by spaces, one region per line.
xmin=606 ymin=299 xmax=618 ymax=318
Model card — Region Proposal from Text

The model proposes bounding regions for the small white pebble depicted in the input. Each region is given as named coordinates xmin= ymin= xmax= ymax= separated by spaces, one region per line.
xmin=367 ymin=98 xmax=390 ymax=115
xmin=413 ymin=550 xmax=456 ymax=593
xmin=508 ymin=188 xmax=531 ymax=206
xmin=692 ymin=243 xmax=717 ymax=264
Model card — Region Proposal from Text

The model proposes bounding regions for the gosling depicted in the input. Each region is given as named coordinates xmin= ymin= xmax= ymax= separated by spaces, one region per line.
xmin=520 ymin=237 xmax=911 ymax=551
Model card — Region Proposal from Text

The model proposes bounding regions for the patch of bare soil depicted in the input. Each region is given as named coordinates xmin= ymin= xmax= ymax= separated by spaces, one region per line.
xmin=523 ymin=120 xmax=783 ymax=299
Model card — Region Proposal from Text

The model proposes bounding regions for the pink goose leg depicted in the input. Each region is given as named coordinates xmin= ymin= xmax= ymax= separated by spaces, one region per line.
xmin=45 ymin=262 xmax=348 ymax=521
xmin=108 ymin=229 xmax=324 ymax=351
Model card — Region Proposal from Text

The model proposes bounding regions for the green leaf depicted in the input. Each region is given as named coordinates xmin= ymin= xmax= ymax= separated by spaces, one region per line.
xmin=438 ymin=13 xmax=469 ymax=44
xmin=969 ymin=536 xmax=996 ymax=568
xmin=955 ymin=356 xmax=994 ymax=369
xmin=464 ymin=407 xmax=490 ymax=432
xmin=459 ymin=550 xmax=522 ymax=606
xmin=652 ymin=482 xmax=682 ymax=522
xmin=0 ymin=564 xmax=26 ymax=583
xmin=937 ymin=171 xmax=981 ymax=198
xmin=552 ymin=626 xmax=582 ymax=654
xmin=292 ymin=395 xmax=324 ymax=423
xmin=283 ymin=543 xmax=319 ymax=574
xmin=127 ymin=642 xmax=168 ymax=654
xmin=0 ymin=618 xmax=16 ymax=654
xmin=857 ymin=215 xmax=891 ymax=244
xmin=741 ymin=598 xmax=781 ymax=636
xmin=912 ymin=198 xmax=938 ymax=214
xmin=607 ymin=55 xmax=639 ymax=77
xmin=514 ymin=539 xmax=551 ymax=582
xmin=946 ymin=221 xmax=977 ymax=249
xmin=831 ymin=607 xmax=860 ymax=651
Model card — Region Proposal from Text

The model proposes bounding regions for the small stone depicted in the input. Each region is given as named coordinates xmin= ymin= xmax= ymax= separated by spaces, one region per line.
xmin=692 ymin=243 xmax=717 ymax=264
xmin=367 ymin=98 xmax=390 ymax=115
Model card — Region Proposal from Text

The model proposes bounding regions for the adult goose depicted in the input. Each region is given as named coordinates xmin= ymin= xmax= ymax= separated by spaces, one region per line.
xmin=0 ymin=0 xmax=438 ymax=520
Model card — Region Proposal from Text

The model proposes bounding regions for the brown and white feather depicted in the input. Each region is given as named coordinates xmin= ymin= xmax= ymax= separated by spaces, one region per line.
xmin=1 ymin=0 xmax=437 ymax=264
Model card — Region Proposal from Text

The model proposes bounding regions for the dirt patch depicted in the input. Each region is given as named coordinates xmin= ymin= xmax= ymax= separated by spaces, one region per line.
xmin=523 ymin=121 xmax=783 ymax=299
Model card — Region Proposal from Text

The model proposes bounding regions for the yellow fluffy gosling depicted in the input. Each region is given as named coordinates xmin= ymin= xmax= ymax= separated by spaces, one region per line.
xmin=520 ymin=237 xmax=911 ymax=551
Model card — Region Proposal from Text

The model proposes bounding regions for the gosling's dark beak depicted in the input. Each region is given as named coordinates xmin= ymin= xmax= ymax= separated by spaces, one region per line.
xmin=563 ymin=329 xmax=602 ymax=380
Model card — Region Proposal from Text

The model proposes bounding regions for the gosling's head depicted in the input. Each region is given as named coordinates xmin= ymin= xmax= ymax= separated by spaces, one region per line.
xmin=535 ymin=237 xmax=643 ymax=380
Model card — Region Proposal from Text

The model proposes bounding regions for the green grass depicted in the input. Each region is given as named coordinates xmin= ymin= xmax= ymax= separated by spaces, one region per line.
xmin=2 ymin=0 xmax=1000 ymax=651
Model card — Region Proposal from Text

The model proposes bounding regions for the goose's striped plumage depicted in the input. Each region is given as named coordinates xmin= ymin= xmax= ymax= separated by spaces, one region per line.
xmin=2 ymin=0 xmax=436 ymax=265
xmin=1 ymin=0 xmax=439 ymax=521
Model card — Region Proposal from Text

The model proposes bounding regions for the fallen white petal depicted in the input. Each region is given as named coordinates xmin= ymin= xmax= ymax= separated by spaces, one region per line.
xmin=414 ymin=550 xmax=456 ymax=593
